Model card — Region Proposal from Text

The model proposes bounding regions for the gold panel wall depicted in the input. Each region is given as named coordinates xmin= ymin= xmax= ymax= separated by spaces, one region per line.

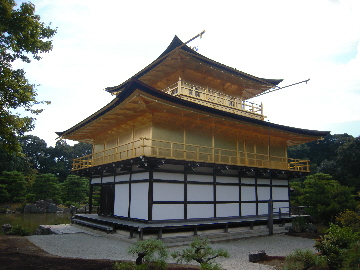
xmin=90 ymin=114 xmax=288 ymax=168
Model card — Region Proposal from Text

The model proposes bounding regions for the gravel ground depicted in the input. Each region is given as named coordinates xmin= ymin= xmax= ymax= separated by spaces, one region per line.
xmin=27 ymin=230 xmax=316 ymax=270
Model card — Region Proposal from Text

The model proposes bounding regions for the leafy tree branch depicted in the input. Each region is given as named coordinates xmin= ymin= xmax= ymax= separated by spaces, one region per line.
xmin=0 ymin=0 xmax=56 ymax=153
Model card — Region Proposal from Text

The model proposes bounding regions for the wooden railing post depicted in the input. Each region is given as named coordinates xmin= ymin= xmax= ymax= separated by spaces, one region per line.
xmin=141 ymin=137 xmax=145 ymax=155
xmin=268 ymin=199 xmax=273 ymax=235
xmin=170 ymin=142 xmax=173 ymax=158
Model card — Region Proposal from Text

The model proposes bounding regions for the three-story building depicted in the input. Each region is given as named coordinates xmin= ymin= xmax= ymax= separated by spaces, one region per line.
xmin=57 ymin=36 xmax=329 ymax=234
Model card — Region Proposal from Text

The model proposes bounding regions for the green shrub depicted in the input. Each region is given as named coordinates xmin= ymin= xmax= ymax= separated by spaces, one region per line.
xmin=290 ymin=216 xmax=317 ymax=233
xmin=52 ymin=197 xmax=62 ymax=205
xmin=315 ymin=224 xmax=360 ymax=269
xmin=341 ymin=242 xmax=360 ymax=270
xmin=9 ymin=225 xmax=32 ymax=236
xmin=64 ymin=201 xmax=80 ymax=208
xmin=336 ymin=210 xmax=360 ymax=232
xmin=290 ymin=174 xmax=357 ymax=224
xmin=128 ymin=239 xmax=168 ymax=269
xmin=171 ymin=238 xmax=229 ymax=270
xmin=0 ymin=184 xmax=10 ymax=203
xmin=26 ymin=194 xmax=36 ymax=203
xmin=283 ymin=249 xmax=328 ymax=270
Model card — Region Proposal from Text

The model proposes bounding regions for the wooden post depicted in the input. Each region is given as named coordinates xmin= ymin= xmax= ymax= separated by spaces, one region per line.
xmin=89 ymin=183 xmax=93 ymax=214
xmin=148 ymin=169 xmax=153 ymax=221
xmin=224 ymin=224 xmax=229 ymax=233
xmin=194 ymin=226 xmax=198 ymax=236
xmin=178 ymin=77 xmax=182 ymax=94
xmin=268 ymin=199 xmax=273 ymax=235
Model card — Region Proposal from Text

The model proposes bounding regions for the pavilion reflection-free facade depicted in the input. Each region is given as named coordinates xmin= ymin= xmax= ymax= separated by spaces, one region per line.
xmin=57 ymin=36 xmax=329 ymax=223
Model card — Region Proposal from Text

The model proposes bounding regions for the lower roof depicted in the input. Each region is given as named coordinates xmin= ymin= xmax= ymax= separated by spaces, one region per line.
xmin=57 ymin=79 xmax=330 ymax=144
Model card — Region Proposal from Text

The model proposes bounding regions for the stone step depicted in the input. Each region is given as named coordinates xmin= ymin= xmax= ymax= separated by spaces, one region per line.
xmin=71 ymin=218 xmax=114 ymax=233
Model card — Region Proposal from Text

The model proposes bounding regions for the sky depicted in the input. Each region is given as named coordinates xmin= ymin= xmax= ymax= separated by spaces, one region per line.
xmin=14 ymin=0 xmax=360 ymax=146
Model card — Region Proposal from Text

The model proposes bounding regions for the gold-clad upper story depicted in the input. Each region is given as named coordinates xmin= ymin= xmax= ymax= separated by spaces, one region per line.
xmin=105 ymin=35 xmax=282 ymax=120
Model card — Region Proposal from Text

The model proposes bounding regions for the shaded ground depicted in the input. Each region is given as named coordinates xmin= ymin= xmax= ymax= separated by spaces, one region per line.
xmin=258 ymin=255 xmax=286 ymax=270
xmin=0 ymin=236 xmax=199 ymax=270
xmin=1 ymin=232 xmax=321 ymax=270
xmin=256 ymin=231 xmax=322 ymax=270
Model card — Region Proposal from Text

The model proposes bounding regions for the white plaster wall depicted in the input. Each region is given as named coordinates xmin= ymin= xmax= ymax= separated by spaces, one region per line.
xmin=257 ymin=187 xmax=271 ymax=200
xmin=153 ymin=183 xmax=184 ymax=201
xmin=114 ymin=184 xmax=129 ymax=217
xmin=241 ymin=178 xmax=255 ymax=184
xmin=132 ymin=172 xmax=149 ymax=181
xmin=216 ymin=185 xmax=239 ymax=201
xmin=152 ymin=204 xmax=184 ymax=220
xmin=274 ymin=202 xmax=290 ymax=214
xmin=258 ymin=202 xmax=269 ymax=215
xmin=91 ymin=178 xmax=101 ymax=184
xmin=257 ymin=179 xmax=270 ymax=185
xmin=187 ymin=174 xmax=213 ymax=182
xmin=187 ymin=184 xmax=213 ymax=201
xmin=102 ymin=176 xmax=113 ymax=183
xmin=241 ymin=186 xmax=256 ymax=201
xmin=216 ymin=176 xmax=238 ymax=184
xmin=216 ymin=203 xmax=239 ymax=217
xmin=115 ymin=174 xmax=130 ymax=182
xmin=241 ymin=203 xmax=256 ymax=216
xmin=273 ymin=179 xmax=288 ymax=185
xmin=153 ymin=172 xmax=184 ymax=181
xmin=272 ymin=187 xmax=289 ymax=200
xmin=188 ymin=204 xmax=214 ymax=219
xmin=129 ymin=183 xmax=148 ymax=220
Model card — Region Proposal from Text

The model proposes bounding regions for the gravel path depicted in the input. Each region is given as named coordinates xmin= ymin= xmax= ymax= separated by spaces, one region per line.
xmin=27 ymin=229 xmax=316 ymax=270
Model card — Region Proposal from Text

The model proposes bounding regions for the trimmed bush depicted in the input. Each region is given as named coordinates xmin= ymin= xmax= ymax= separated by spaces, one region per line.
xmin=128 ymin=239 xmax=168 ymax=269
xmin=171 ymin=238 xmax=229 ymax=270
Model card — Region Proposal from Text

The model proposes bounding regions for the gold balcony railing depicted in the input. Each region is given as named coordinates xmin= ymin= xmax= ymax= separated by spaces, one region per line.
xmin=162 ymin=80 xmax=265 ymax=120
xmin=72 ymin=138 xmax=310 ymax=172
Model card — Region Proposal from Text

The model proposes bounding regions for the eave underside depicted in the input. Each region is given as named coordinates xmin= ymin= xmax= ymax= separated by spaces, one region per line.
xmin=58 ymin=84 xmax=329 ymax=146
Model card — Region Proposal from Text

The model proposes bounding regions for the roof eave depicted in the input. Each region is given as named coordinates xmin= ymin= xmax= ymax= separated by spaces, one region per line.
xmin=58 ymin=79 xmax=330 ymax=140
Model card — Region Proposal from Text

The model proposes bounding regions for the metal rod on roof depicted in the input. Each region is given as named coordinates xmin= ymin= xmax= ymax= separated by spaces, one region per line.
xmin=184 ymin=30 xmax=206 ymax=45
xmin=251 ymin=78 xmax=310 ymax=99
